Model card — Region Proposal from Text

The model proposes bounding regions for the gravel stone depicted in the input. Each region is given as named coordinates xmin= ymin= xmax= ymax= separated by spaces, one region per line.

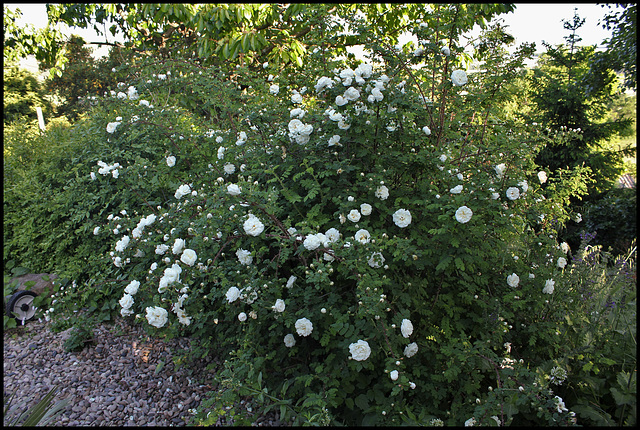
xmin=4 ymin=316 xmax=288 ymax=426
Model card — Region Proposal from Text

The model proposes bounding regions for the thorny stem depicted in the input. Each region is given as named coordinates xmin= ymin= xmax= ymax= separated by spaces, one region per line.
xmin=479 ymin=354 xmax=505 ymax=425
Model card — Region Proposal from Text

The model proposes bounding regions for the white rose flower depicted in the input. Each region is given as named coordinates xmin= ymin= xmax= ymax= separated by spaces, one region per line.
xmin=291 ymin=93 xmax=303 ymax=104
xmin=494 ymin=163 xmax=506 ymax=179
xmin=124 ymin=280 xmax=140 ymax=295
xmin=370 ymin=87 xmax=383 ymax=102
xmin=325 ymin=227 xmax=340 ymax=243
xmin=375 ymin=185 xmax=390 ymax=200
xmin=404 ymin=342 xmax=418 ymax=358
xmin=423 ymin=126 xmax=432 ymax=135
xmin=269 ymin=84 xmax=279 ymax=95
xmin=172 ymin=238 xmax=185 ymax=255
xmin=506 ymin=187 xmax=520 ymax=200
xmin=226 ymin=286 xmax=241 ymax=303
xmin=328 ymin=110 xmax=343 ymax=122
xmin=284 ymin=333 xmax=296 ymax=347
xmin=303 ymin=234 xmax=322 ymax=251
xmin=368 ymin=252 xmax=385 ymax=268
xmin=145 ymin=306 xmax=168 ymax=328
xmin=174 ymin=184 xmax=191 ymax=199
xmin=119 ymin=293 xmax=134 ymax=309
xmin=560 ymin=242 xmax=569 ymax=254
xmin=160 ymin=264 xmax=182 ymax=288
xmin=290 ymin=108 xmax=306 ymax=120
xmin=557 ymin=257 xmax=567 ymax=269
xmin=338 ymin=119 xmax=351 ymax=130
xmin=227 ymin=184 xmax=242 ymax=195
xmin=519 ymin=180 xmax=529 ymax=193
xmin=455 ymin=206 xmax=473 ymax=223
xmin=155 ymin=244 xmax=169 ymax=255
xmin=450 ymin=184 xmax=463 ymax=194
xmin=401 ymin=319 xmax=414 ymax=338
xmin=451 ymin=70 xmax=468 ymax=86
xmin=335 ymin=95 xmax=348 ymax=106
xmin=343 ymin=87 xmax=360 ymax=101
xmin=538 ymin=171 xmax=548 ymax=184
xmin=243 ymin=216 xmax=265 ymax=236
xmin=390 ymin=370 xmax=399 ymax=381
xmin=295 ymin=317 xmax=313 ymax=337
xmin=328 ymin=135 xmax=341 ymax=146
xmin=166 ymin=156 xmax=176 ymax=167
xmin=349 ymin=339 xmax=371 ymax=361
xmin=347 ymin=209 xmax=361 ymax=223
xmin=354 ymin=229 xmax=371 ymax=244
xmin=286 ymin=275 xmax=297 ymax=289
xmin=360 ymin=203 xmax=372 ymax=216
xmin=507 ymin=273 xmax=520 ymax=288
xmin=236 ymin=248 xmax=253 ymax=265
xmin=238 ymin=312 xmax=247 ymax=322
xmin=393 ymin=209 xmax=412 ymax=228
xmin=440 ymin=154 xmax=447 ymax=162
xmin=441 ymin=46 xmax=451 ymax=56
xmin=115 ymin=235 xmax=130 ymax=252
xmin=543 ymin=279 xmax=555 ymax=294
xmin=273 ymin=299 xmax=286 ymax=313
xmin=180 ymin=249 xmax=197 ymax=266
xmin=315 ymin=76 xmax=334 ymax=93
xmin=106 ymin=121 xmax=121 ymax=134
xmin=224 ymin=163 xmax=236 ymax=175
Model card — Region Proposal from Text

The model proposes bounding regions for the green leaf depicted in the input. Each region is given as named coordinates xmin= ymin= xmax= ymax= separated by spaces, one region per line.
xmin=354 ymin=394 xmax=369 ymax=410
xmin=155 ymin=359 xmax=165 ymax=375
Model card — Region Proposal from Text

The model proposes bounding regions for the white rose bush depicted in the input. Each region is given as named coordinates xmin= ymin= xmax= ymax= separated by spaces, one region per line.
xmin=12 ymin=9 xmax=614 ymax=427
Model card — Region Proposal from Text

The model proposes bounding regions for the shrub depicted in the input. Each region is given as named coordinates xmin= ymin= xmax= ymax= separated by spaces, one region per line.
xmin=6 ymin=16 xmax=612 ymax=426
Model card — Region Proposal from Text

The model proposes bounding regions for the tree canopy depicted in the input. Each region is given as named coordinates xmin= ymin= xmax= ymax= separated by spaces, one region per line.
xmin=5 ymin=3 xmax=516 ymax=75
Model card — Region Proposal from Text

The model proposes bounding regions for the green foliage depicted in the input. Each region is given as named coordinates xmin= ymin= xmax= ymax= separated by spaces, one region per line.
xmin=582 ymin=188 xmax=637 ymax=256
xmin=550 ymin=238 xmax=637 ymax=426
xmin=42 ymin=35 xmax=105 ymax=121
xmin=598 ymin=3 xmax=637 ymax=90
xmin=3 ymin=6 xmax=68 ymax=77
xmin=4 ymin=385 xmax=70 ymax=426
xmin=37 ymin=4 xmax=515 ymax=75
xmin=3 ymin=65 xmax=53 ymax=126
xmin=62 ymin=318 xmax=96 ymax=352
xmin=527 ymin=10 xmax=634 ymax=196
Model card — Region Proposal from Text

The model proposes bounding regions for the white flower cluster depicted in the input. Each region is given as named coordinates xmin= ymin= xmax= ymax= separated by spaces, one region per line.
xmin=236 ymin=131 xmax=247 ymax=146
xmin=132 ymin=214 xmax=157 ymax=239
xmin=119 ymin=280 xmax=136 ymax=317
xmin=288 ymin=119 xmax=314 ymax=145
xmin=543 ymin=278 xmax=555 ymax=294
xmin=96 ymin=160 xmax=121 ymax=178
xmin=158 ymin=263 xmax=182 ymax=293
xmin=174 ymin=184 xmax=191 ymax=199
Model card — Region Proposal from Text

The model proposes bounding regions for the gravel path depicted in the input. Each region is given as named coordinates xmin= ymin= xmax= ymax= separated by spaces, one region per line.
xmin=3 ymin=316 xmax=281 ymax=426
